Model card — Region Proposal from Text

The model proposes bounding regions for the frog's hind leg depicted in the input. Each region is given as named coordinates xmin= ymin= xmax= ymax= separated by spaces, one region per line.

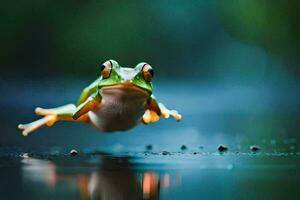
xmin=35 ymin=104 xmax=76 ymax=117
xmin=18 ymin=104 xmax=89 ymax=136
xmin=18 ymin=115 xmax=58 ymax=136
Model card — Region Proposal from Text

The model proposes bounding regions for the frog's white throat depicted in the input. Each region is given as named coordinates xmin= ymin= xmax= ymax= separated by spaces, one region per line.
xmin=100 ymin=83 xmax=149 ymax=98
xmin=88 ymin=83 xmax=150 ymax=132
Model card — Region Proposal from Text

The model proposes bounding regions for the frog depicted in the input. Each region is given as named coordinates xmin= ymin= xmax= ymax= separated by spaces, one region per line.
xmin=18 ymin=60 xmax=182 ymax=136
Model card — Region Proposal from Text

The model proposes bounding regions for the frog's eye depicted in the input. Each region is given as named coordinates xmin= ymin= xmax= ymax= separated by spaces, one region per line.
xmin=101 ymin=60 xmax=112 ymax=79
xmin=142 ymin=64 xmax=154 ymax=82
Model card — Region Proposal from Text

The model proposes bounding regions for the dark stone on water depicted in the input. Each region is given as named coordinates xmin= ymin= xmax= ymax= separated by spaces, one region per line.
xmin=250 ymin=145 xmax=260 ymax=152
xmin=181 ymin=145 xmax=187 ymax=150
xmin=162 ymin=151 xmax=170 ymax=155
xmin=146 ymin=144 xmax=153 ymax=150
xmin=218 ymin=144 xmax=228 ymax=152
xmin=70 ymin=149 xmax=78 ymax=156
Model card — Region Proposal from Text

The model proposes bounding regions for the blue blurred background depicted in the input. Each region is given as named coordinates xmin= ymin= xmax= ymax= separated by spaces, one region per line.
xmin=0 ymin=0 xmax=299 ymax=153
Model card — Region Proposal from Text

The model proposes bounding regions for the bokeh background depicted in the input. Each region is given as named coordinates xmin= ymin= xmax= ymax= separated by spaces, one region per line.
xmin=0 ymin=0 xmax=299 ymax=153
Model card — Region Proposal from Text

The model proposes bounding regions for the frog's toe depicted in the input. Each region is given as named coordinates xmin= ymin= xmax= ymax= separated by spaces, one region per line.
xmin=142 ymin=110 xmax=151 ymax=124
xmin=18 ymin=115 xmax=57 ymax=136
xmin=18 ymin=123 xmax=34 ymax=136
xmin=170 ymin=110 xmax=182 ymax=122
xmin=161 ymin=109 xmax=182 ymax=122
xmin=18 ymin=124 xmax=27 ymax=136
xmin=161 ymin=112 xmax=170 ymax=118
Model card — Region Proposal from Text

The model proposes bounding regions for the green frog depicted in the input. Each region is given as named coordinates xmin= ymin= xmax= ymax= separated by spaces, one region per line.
xmin=18 ymin=60 xmax=181 ymax=136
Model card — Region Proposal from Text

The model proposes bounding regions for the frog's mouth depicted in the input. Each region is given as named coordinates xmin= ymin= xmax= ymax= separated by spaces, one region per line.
xmin=100 ymin=82 xmax=150 ymax=97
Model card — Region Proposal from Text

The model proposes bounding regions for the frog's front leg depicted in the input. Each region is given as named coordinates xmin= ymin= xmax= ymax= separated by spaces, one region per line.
xmin=142 ymin=96 xmax=182 ymax=124
xmin=73 ymin=92 xmax=102 ymax=120
xmin=18 ymin=92 xmax=101 ymax=136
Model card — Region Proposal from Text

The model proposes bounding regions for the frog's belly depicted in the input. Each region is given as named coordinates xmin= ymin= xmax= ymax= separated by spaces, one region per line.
xmin=88 ymin=87 xmax=148 ymax=132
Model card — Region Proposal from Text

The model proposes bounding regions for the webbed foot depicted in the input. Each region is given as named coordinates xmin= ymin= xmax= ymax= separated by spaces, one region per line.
xmin=142 ymin=104 xmax=182 ymax=125
xmin=18 ymin=115 xmax=57 ymax=136
xmin=158 ymin=103 xmax=182 ymax=122
xmin=18 ymin=104 xmax=76 ymax=136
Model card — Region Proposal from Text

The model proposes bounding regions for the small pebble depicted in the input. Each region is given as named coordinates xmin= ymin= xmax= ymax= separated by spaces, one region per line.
xmin=20 ymin=153 xmax=29 ymax=159
xmin=70 ymin=149 xmax=78 ymax=156
xmin=218 ymin=144 xmax=228 ymax=152
xmin=181 ymin=145 xmax=187 ymax=150
xmin=193 ymin=152 xmax=197 ymax=155
xmin=250 ymin=145 xmax=260 ymax=152
xmin=162 ymin=151 xmax=170 ymax=155
xmin=146 ymin=144 xmax=153 ymax=150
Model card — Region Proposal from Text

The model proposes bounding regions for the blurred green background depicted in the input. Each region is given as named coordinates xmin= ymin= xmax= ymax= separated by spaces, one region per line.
xmin=0 ymin=0 xmax=299 ymax=151
xmin=1 ymin=0 xmax=299 ymax=81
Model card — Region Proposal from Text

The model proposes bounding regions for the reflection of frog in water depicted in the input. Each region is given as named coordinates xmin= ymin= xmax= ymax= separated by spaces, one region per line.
xmin=18 ymin=60 xmax=181 ymax=136
xmin=22 ymin=156 xmax=165 ymax=200
xmin=88 ymin=156 xmax=158 ymax=200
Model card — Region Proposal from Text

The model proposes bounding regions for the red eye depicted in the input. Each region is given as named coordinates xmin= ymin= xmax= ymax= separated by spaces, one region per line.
xmin=142 ymin=64 xmax=154 ymax=82
xmin=101 ymin=60 xmax=112 ymax=79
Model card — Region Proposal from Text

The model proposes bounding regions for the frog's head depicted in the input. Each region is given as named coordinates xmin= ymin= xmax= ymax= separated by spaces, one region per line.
xmin=98 ymin=60 xmax=153 ymax=96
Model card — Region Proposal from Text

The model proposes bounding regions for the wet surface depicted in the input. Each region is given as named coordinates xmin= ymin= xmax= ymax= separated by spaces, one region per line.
xmin=1 ymin=80 xmax=300 ymax=199
xmin=1 ymin=148 xmax=300 ymax=200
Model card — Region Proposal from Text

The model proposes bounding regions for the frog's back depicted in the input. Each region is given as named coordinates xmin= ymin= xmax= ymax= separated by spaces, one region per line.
xmin=88 ymin=87 xmax=148 ymax=132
